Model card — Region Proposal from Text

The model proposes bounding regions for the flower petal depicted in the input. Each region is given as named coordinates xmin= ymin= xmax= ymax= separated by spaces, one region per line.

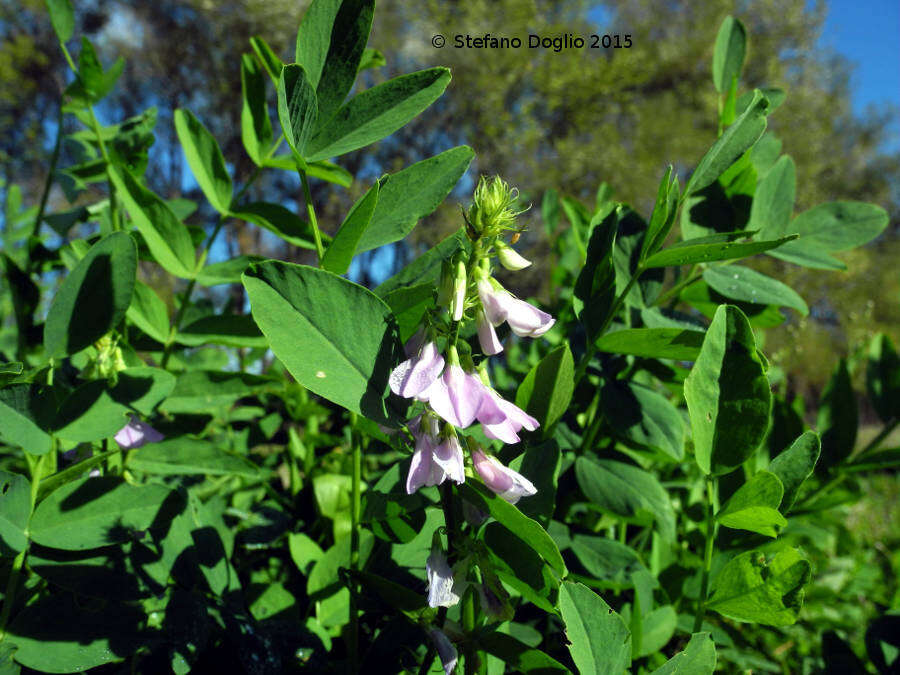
xmin=477 ymin=310 xmax=503 ymax=355
xmin=432 ymin=436 xmax=465 ymax=484
xmin=426 ymin=551 xmax=461 ymax=608
xmin=389 ymin=342 xmax=445 ymax=398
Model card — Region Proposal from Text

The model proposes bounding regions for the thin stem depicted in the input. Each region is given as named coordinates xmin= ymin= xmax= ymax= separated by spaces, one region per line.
xmin=655 ymin=265 xmax=700 ymax=307
xmin=299 ymin=169 xmax=325 ymax=263
xmin=30 ymin=103 xmax=65 ymax=240
xmin=60 ymin=43 xmax=121 ymax=232
xmin=693 ymin=476 xmax=717 ymax=633
xmin=462 ymin=586 xmax=477 ymax=675
xmin=348 ymin=414 xmax=362 ymax=675
xmin=574 ymin=269 xmax=642 ymax=385
xmin=855 ymin=418 xmax=898 ymax=459
xmin=160 ymin=167 xmax=263 ymax=368
xmin=0 ymin=453 xmax=46 ymax=642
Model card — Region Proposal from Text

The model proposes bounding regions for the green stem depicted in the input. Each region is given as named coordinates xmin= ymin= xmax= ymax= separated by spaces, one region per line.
xmin=462 ymin=586 xmax=477 ymax=675
xmin=693 ymin=476 xmax=717 ymax=633
xmin=299 ymin=169 xmax=325 ymax=263
xmin=655 ymin=265 xmax=700 ymax=307
xmin=30 ymin=103 xmax=64 ymax=240
xmin=0 ymin=453 xmax=46 ymax=641
xmin=160 ymin=167 xmax=263 ymax=369
xmin=855 ymin=418 xmax=898 ymax=459
xmin=574 ymin=269 xmax=643 ymax=385
xmin=348 ymin=413 xmax=362 ymax=675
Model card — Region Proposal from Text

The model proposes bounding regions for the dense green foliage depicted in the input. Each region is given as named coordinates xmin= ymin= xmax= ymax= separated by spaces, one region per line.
xmin=0 ymin=2 xmax=898 ymax=674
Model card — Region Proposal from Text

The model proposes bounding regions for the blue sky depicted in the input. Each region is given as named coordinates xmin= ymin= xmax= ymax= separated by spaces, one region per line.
xmin=820 ymin=0 xmax=900 ymax=116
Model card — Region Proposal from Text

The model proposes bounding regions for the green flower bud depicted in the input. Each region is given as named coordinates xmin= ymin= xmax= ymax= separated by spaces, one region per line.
xmin=495 ymin=240 xmax=532 ymax=270
xmin=467 ymin=176 xmax=526 ymax=235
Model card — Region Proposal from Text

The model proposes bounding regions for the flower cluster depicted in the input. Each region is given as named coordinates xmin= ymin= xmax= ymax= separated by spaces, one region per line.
xmin=389 ymin=176 xmax=551 ymax=505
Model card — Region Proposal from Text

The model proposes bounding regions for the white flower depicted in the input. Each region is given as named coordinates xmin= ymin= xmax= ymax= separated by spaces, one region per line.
xmin=426 ymin=550 xmax=462 ymax=608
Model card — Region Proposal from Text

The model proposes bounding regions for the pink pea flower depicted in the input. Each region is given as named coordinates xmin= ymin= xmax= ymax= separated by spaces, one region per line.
xmin=389 ymin=340 xmax=445 ymax=399
xmin=479 ymin=389 xmax=539 ymax=444
xmin=406 ymin=417 xmax=465 ymax=494
xmin=114 ymin=415 xmax=164 ymax=450
xmin=425 ymin=364 xmax=502 ymax=429
xmin=477 ymin=278 xmax=555 ymax=338
xmin=472 ymin=448 xmax=537 ymax=504
xmin=429 ymin=629 xmax=458 ymax=675
xmin=426 ymin=549 xmax=462 ymax=608
xmin=476 ymin=309 xmax=503 ymax=355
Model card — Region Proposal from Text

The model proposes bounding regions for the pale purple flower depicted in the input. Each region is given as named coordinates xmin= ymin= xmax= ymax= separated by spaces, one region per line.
xmin=389 ymin=341 xmax=445 ymax=399
xmin=425 ymin=365 xmax=498 ymax=429
xmin=429 ymin=629 xmax=458 ymax=675
xmin=476 ymin=309 xmax=503 ymax=355
xmin=480 ymin=389 xmax=539 ymax=444
xmin=477 ymin=278 xmax=555 ymax=338
xmin=403 ymin=328 xmax=426 ymax=358
xmin=426 ymin=550 xmax=462 ymax=608
xmin=472 ymin=449 xmax=537 ymax=504
xmin=114 ymin=415 xmax=164 ymax=450
xmin=406 ymin=417 xmax=465 ymax=494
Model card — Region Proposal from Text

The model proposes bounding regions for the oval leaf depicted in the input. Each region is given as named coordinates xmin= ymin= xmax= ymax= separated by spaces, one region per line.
xmin=45 ymin=231 xmax=136 ymax=357
xmin=174 ymin=109 xmax=233 ymax=214
xmin=243 ymin=261 xmax=405 ymax=426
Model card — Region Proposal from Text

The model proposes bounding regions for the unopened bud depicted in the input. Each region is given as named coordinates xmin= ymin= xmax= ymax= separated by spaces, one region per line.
xmin=496 ymin=241 xmax=532 ymax=271
xmin=450 ymin=260 xmax=467 ymax=321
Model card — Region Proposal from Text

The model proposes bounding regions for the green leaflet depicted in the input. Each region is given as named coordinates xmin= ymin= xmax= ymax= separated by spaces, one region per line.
xmin=277 ymin=64 xmax=318 ymax=159
xmin=45 ymin=0 xmax=75 ymax=42
xmin=30 ymin=476 xmax=177 ymax=550
xmin=649 ymin=633 xmax=716 ymax=675
xmin=712 ymin=16 xmax=746 ymax=93
xmin=312 ymin=0 xmax=374 ymax=124
xmin=867 ymin=333 xmax=900 ymax=423
xmin=109 ymin=166 xmax=197 ymax=278
xmin=44 ymin=231 xmax=136 ymax=357
xmin=0 ymin=385 xmax=52 ymax=455
xmin=304 ymin=68 xmax=451 ymax=162
xmin=600 ymin=381 xmax=685 ymax=460
xmin=232 ymin=201 xmax=318 ymax=250
xmin=748 ymin=155 xmax=796 ymax=240
xmin=686 ymin=90 xmax=768 ymax=195
xmin=8 ymin=593 xmax=150 ymax=672
xmin=354 ymin=146 xmax=474 ymax=253
xmin=0 ymin=469 xmax=31 ymax=553
xmin=126 ymin=280 xmax=169 ymax=343
xmin=174 ymin=109 xmax=232 ymax=214
xmin=594 ymin=327 xmax=705 ymax=361
xmin=684 ymin=305 xmax=772 ymax=475
xmin=321 ymin=180 xmax=379 ymax=274
xmin=240 ymin=53 xmax=274 ymax=166
xmin=707 ymin=548 xmax=811 ymax=626
xmin=242 ymin=261 xmax=405 ymax=426
xmin=459 ymin=481 xmax=566 ymax=576
xmin=515 ymin=343 xmax=574 ymax=430
xmin=769 ymin=431 xmax=821 ymax=512
xmin=817 ymin=358 xmax=858 ymax=471
xmin=644 ymin=233 xmax=796 ymax=268
xmin=575 ymin=457 xmax=676 ymax=541
xmin=558 ymin=582 xmax=631 ymax=675
xmin=127 ymin=437 xmax=261 ymax=478
xmin=716 ymin=471 xmax=787 ymax=537
xmin=703 ymin=264 xmax=808 ymax=315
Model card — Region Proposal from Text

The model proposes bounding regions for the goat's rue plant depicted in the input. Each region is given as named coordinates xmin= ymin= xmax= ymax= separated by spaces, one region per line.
xmin=0 ymin=2 xmax=895 ymax=673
